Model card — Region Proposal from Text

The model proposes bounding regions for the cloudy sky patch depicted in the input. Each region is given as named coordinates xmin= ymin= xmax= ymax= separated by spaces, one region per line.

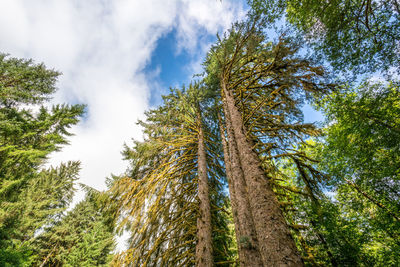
xmin=0 ymin=0 xmax=246 ymax=195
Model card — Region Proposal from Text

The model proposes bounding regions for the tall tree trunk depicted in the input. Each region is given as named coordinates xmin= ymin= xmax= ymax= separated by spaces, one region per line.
xmin=219 ymin=115 xmax=240 ymax=238
xmin=221 ymin=110 xmax=264 ymax=266
xmin=195 ymin=117 xmax=214 ymax=267
xmin=222 ymin=82 xmax=303 ymax=266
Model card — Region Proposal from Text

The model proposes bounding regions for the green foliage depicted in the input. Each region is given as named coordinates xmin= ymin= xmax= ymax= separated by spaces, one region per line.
xmin=33 ymin=193 xmax=116 ymax=266
xmin=4 ymin=161 xmax=81 ymax=265
xmin=0 ymin=53 xmax=59 ymax=107
xmin=287 ymin=0 xmax=399 ymax=73
xmin=203 ymin=14 xmax=350 ymax=265
xmin=315 ymin=80 xmax=400 ymax=265
xmin=320 ymin=81 xmax=400 ymax=189
xmin=0 ymin=54 xmax=85 ymax=265
xmin=275 ymin=146 xmax=364 ymax=266
xmin=249 ymin=0 xmax=400 ymax=74
xmin=109 ymin=83 xmax=233 ymax=266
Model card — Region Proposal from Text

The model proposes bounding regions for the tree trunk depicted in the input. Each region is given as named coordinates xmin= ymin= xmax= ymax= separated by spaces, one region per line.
xmin=222 ymin=81 xmax=303 ymax=266
xmin=221 ymin=110 xmax=264 ymax=266
xmin=219 ymin=115 xmax=241 ymax=241
xmin=195 ymin=118 xmax=214 ymax=267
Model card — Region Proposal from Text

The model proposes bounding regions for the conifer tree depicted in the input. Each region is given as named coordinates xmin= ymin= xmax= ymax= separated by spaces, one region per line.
xmin=33 ymin=191 xmax=116 ymax=267
xmin=0 ymin=53 xmax=84 ymax=265
xmin=109 ymin=84 xmax=232 ymax=266
xmin=204 ymin=15 xmax=332 ymax=266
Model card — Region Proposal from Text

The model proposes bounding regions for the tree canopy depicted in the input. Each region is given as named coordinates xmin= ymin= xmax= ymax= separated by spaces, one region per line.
xmin=0 ymin=54 xmax=116 ymax=266
xmin=1 ymin=1 xmax=399 ymax=266
xmin=249 ymin=0 xmax=400 ymax=75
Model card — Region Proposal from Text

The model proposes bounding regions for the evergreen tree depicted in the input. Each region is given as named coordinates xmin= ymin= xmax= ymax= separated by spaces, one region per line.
xmin=33 ymin=192 xmax=116 ymax=267
xmin=0 ymin=53 xmax=84 ymax=265
xmin=204 ymin=14 xmax=333 ymax=266
xmin=109 ymin=84 xmax=233 ymax=266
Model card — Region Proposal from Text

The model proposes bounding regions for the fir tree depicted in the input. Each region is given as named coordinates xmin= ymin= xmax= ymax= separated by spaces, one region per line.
xmin=33 ymin=192 xmax=116 ymax=267
xmin=109 ymin=84 xmax=233 ymax=266
xmin=0 ymin=53 xmax=84 ymax=265
xmin=204 ymin=14 xmax=333 ymax=266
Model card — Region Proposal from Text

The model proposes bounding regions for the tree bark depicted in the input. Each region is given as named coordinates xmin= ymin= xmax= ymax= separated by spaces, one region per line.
xmin=195 ymin=117 xmax=214 ymax=267
xmin=222 ymin=81 xmax=303 ymax=266
xmin=219 ymin=114 xmax=264 ymax=267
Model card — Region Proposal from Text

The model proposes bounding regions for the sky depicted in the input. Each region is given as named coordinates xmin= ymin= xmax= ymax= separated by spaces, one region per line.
xmin=0 ymin=0 xmax=248 ymax=200
xmin=0 ymin=0 xmax=323 ymax=206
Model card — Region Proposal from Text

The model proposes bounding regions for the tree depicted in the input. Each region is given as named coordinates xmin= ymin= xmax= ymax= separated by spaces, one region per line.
xmin=192 ymin=87 xmax=214 ymax=267
xmin=13 ymin=162 xmax=80 ymax=264
xmin=204 ymin=13 xmax=333 ymax=265
xmin=33 ymin=191 xmax=116 ymax=267
xmin=316 ymin=80 xmax=400 ymax=265
xmin=249 ymin=0 xmax=400 ymax=74
xmin=109 ymin=84 xmax=232 ymax=266
xmin=274 ymin=141 xmax=364 ymax=266
xmin=0 ymin=53 xmax=84 ymax=265
xmin=218 ymin=112 xmax=263 ymax=266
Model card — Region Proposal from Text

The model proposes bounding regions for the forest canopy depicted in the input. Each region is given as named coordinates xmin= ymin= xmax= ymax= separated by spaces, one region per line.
xmin=0 ymin=1 xmax=399 ymax=266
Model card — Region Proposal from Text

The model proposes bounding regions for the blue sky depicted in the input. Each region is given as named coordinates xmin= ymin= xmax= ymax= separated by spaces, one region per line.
xmin=0 ymin=0 xmax=247 ymax=196
xmin=146 ymin=19 xmax=324 ymax=121
xmin=0 ymin=0 xmax=324 ymax=251
xmin=145 ymin=26 xmax=222 ymax=106
xmin=0 ymin=0 xmax=322 ymax=203
xmin=146 ymin=29 xmax=192 ymax=105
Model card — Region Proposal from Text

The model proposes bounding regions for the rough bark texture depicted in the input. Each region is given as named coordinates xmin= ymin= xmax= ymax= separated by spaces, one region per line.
xmin=218 ymin=117 xmax=241 ymax=244
xmin=223 ymin=82 xmax=303 ymax=266
xmin=195 ymin=120 xmax=214 ymax=267
xmin=222 ymin=108 xmax=264 ymax=267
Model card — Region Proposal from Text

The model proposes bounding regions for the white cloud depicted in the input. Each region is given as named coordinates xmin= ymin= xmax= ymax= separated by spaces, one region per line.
xmin=0 ymin=0 xmax=245 ymax=195
xmin=175 ymin=0 xmax=246 ymax=53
